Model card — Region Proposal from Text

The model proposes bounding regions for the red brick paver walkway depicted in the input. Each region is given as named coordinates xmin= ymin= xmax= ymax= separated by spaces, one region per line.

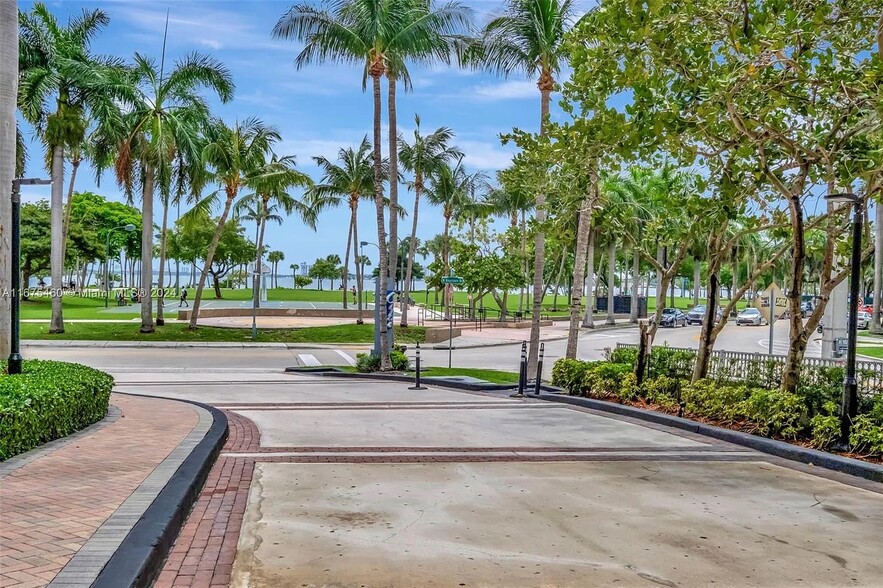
xmin=0 ymin=394 xmax=199 ymax=588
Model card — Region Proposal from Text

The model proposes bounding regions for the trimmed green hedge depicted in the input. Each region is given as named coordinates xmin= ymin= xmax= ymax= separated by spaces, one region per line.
xmin=1 ymin=360 xmax=114 ymax=460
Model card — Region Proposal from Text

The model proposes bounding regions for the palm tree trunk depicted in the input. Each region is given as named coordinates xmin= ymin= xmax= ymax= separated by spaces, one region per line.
xmin=872 ymin=201 xmax=882 ymax=332
xmin=518 ymin=211 xmax=527 ymax=316
xmin=566 ymin=173 xmax=596 ymax=358
xmin=527 ymin=82 xmax=552 ymax=379
xmin=49 ymin=143 xmax=65 ymax=333
xmin=401 ymin=179 xmax=422 ymax=327
xmin=606 ymin=239 xmax=616 ymax=325
xmin=342 ymin=201 xmax=354 ymax=310
xmin=156 ymin=195 xmax=169 ymax=326
xmin=189 ymin=193 xmax=235 ymax=330
xmin=630 ymin=247 xmax=639 ymax=323
xmin=0 ymin=0 xmax=15 ymax=356
xmin=551 ymin=251 xmax=566 ymax=311
xmin=387 ymin=74 xmax=399 ymax=310
xmin=443 ymin=213 xmax=451 ymax=316
xmin=371 ymin=69 xmax=390 ymax=368
xmin=352 ymin=211 xmax=363 ymax=323
xmin=693 ymin=258 xmax=701 ymax=306
xmin=139 ymin=165 xmax=155 ymax=333
xmin=582 ymin=228 xmax=596 ymax=328
xmin=60 ymin=157 xmax=80 ymax=264
xmin=255 ymin=217 xmax=267 ymax=310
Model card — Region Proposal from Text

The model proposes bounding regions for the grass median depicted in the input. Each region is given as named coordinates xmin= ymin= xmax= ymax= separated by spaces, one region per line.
xmin=21 ymin=322 xmax=426 ymax=344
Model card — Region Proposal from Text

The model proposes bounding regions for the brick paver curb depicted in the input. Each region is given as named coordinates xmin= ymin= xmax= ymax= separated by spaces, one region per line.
xmin=90 ymin=398 xmax=227 ymax=588
xmin=0 ymin=395 xmax=199 ymax=588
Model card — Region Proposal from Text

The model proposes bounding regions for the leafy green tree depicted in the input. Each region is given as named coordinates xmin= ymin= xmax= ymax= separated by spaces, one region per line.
xmin=20 ymin=201 xmax=50 ymax=286
xmin=294 ymin=274 xmax=313 ymax=288
xmin=18 ymin=3 xmax=122 ymax=332
xmin=308 ymin=257 xmax=338 ymax=290
xmin=174 ymin=216 xmax=254 ymax=299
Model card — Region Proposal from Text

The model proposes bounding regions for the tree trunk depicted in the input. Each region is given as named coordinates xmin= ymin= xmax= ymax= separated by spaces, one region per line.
xmin=566 ymin=170 xmax=596 ymax=358
xmin=873 ymin=200 xmax=883 ymax=332
xmin=342 ymin=200 xmax=354 ymax=310
xmin=401 ymin=177 xmax=422 ymax=327
xmin=527 ymin=82 xmax=551 ymax=379
xmin=49 ymin=143 xmax=65 ymax=333
xmin=630 ymin=248 xmax=639 ymax=323
xmin=0 ymin=0 xmax=14 ymax=356
xmin=782 ymin=191 xmax=809 ymax=393
xmin=606 ymin=239 xmax=616 ymax=325
xmin=255 ymin=215 xmax=267 ymax=310
xmin=551 ymin=250 xmax=566 ymax=311
xmin=60 ymin=157 xmax=80 ymax=265
xmin=582 ymin=229 xmax=595 ymax=328
xmin=693 ymin=258 xmax=701 ymax=306
xmin=371 ymin=70 xmax=390 ymax=368
xmin=189 ymin=193 xmax=236 ymax=330
xmin=140 ymin=165 xmax=155 ymax=333
xmin=212 ymin=273 xmax=221 ymax=299
xmin=692 ymin=240 xmax=721 ymax=382
xmin=352 ymin=209 xmax=363 ymax=323
xmin=156 ymin=196 xmax=169 ymax=326
xmin=387 ymin=75 xmax=399 ymax=319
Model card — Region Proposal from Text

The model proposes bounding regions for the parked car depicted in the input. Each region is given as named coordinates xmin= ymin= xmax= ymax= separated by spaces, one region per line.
xmin=736 ymin=307 xmax=766 ymax=326
xmin=652 ymin=308 xmax=687 ymax=328
xmin=856 ymin=311 xmax=872 ymax=330
xmin=800 ymin=301 xmax=814 ymax=317
xmin=686 ymin=305 xmax=724 ymax=325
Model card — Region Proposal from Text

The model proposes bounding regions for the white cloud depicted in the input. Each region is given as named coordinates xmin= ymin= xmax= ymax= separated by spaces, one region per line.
xmin=458 ymin=139 xmax=515 ymax=170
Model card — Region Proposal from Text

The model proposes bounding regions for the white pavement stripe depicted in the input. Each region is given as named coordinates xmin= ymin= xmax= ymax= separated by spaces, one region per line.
xmin=334 ymin=350 xmax=357 ymax=367
xmin=299 ymin=354 xmax=321 ymax=366
xmin=220 ymin=450 xmax=759 ymax=459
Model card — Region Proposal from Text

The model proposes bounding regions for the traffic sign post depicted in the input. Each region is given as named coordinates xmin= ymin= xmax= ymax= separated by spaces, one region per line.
xmin=755 ymin=283 xmax=788 ymax=354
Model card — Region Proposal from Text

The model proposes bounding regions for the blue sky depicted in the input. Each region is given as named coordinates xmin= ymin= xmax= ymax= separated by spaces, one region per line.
xmin=18 ymin=0 xmax=589 ymax=270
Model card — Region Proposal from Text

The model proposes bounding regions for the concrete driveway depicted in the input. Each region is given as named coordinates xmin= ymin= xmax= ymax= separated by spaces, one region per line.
xmin=106 ymin=367 xmax=881 ymax=588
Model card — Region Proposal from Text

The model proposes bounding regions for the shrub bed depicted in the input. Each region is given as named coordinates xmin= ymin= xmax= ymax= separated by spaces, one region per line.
xmin=551 ymin=349 xmax=883 ymax=459
xmin=1 ymin=360 xmax=114 ymax=460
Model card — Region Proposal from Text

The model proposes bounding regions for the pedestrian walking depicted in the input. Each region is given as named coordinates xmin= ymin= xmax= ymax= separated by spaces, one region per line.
xmin=351 ymin=286 xmax=356 ymax=304
xmin=179 ymin=287 xmax=189 ymax=307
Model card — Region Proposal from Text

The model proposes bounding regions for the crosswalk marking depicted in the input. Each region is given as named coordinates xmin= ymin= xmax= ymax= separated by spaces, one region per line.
xmin=299 ymin=354 xmax=321 ymax=366
xmin=334 ymin=350 xmax=357 ymax=367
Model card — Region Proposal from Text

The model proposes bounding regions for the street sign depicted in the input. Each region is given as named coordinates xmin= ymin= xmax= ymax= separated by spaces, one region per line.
xmin=441 ymin=276 xmax=464 ymax=285
xmin=754 ymin=283 xmax=788 ymax=322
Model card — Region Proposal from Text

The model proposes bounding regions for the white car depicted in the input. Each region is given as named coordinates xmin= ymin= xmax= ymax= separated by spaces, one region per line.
xmin=856 ymin=311 xmax=872 ymax=330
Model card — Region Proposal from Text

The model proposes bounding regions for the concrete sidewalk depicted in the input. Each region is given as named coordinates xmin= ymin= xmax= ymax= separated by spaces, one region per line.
xmin=0 ymin=394 xmax=212 ymax=588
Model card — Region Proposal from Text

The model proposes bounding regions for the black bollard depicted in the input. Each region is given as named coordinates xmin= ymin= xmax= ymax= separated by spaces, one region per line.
xmin=533 ymin=342 xmax=544 ymax=396
xmin=511 ymin=341 xmax=527 ymax=397
xmin=409 ymin=342 xmax=428 ymax=390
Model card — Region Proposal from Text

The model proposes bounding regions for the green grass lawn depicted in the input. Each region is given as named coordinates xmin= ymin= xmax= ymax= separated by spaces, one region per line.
xmin=858 ymin=347 xmax=883 ymax=359
xmin=19 ymin=287 xmax=747 ymax=322
xmin=419 ymin=367 xmax=520 ymax=384
xmin=21 ymin=322 xmax=426 ymax=344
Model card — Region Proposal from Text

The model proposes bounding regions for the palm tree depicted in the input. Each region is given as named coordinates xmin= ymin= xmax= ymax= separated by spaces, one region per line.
xmin=477 ymin=0 xmax=575 ymax=377
xmin=237 ymin=154 xmax=314 ymax=308
xmin=310 ymin=138 xmax=376 ymax=322
xmin=186 ymin=117 xmax=280 ymax=330
xmin=267 ymin=251 xmax=285 ymax=288
xmin=273 ymin=0 xmax=470 ymax=369
xmin=18 ymin=3 xmax=123 ymax=333
xmin=100 ymin=52 xmax=234 ymax=332
xmin=398 ymin=115 xmax=461 ymax=326
xmin=0 ymin=0 xmax=17 ymax=355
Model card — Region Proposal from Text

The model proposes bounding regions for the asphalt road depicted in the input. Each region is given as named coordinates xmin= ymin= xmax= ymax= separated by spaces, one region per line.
xmin=22 ymin=319 xmax=823 ymax=378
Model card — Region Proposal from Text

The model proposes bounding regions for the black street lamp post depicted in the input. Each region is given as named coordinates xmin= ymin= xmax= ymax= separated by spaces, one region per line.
xmin=9 ymin=178 xmax=51 ymax=375
xmin=825 ymin=192 xmax=862 ymax=447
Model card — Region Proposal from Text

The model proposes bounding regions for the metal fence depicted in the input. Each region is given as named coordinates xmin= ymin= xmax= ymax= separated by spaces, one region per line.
xmin=616 ymin=343 xmax=883 ymax=397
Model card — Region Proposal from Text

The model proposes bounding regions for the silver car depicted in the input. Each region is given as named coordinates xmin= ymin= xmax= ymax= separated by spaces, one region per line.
xmin=855 ymin=311 xmax=872 ymax=330
xmin=736 ymin=307 xmax=766 ymax=326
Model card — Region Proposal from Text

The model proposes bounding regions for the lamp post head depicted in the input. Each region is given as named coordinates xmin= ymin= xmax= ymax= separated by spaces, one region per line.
xmin=360 ymin=241 xmax=369 ymax=246
xmin=825 ymin=193 xmax=860 ymax=205
xmin=124 ymin=224 xmax=135 ymax=232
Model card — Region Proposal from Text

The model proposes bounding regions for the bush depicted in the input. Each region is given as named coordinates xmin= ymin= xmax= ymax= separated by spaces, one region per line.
xmin=647 ymin=346 xmax=696 ymax=380
xmin=607 ymin=346 xmax=638 ymax=366
xmin=588 ymin=363 xmax=633 ymax=398
xmin=552 ymin=359 xmax=597 ymax=395
xmin=0 ymin=360 xmax=114 ymax=461
xmin=355 ymin=350 xmax=410 ymax=373
xmin=849 ymin=415 xmax=883 ymax=456
xmin=617 ymin=373 xmax=639 ymax=402
xmin=642 ymin=376 xmax=680 ymax=409
xmin=811 ymin=413 xmax=840 ymax=450
xmin=681 ymin=379 xmax=749 ymax=421
xmin=739 ymin=388 xmax=805 ymax=438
